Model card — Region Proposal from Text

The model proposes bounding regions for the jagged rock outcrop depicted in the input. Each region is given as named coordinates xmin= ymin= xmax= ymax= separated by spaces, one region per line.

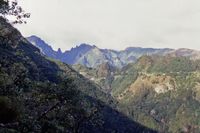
xmin=27 ymin=36 xmax=174 ymax=68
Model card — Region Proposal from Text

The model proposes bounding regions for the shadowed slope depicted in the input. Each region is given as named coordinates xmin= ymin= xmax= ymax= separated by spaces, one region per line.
xmin=0 ymin=17 xmax=157 ymax=133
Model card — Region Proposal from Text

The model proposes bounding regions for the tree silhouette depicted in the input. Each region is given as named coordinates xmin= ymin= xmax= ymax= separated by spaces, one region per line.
xmin=0 ymin=0 xmax=30 ymax=24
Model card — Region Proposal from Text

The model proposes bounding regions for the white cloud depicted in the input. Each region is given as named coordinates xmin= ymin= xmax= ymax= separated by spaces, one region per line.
xmin=16 ymin=0 xmax=200 ymax=51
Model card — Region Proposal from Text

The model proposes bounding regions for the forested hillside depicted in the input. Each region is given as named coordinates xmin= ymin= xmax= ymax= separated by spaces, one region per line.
xmin=74 ymin=55 xmax=200 ymax=133
xmin=2 ymin=0 xmax=200 ymax=132
xmin=0 ymin=17 xmax=157 ymax=132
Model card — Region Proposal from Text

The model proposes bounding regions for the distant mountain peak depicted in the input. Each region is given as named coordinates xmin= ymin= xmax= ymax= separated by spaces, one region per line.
xmin=27 ymin=35 xmax=47 ymax=45
xmin=57 ymin=48 xmax=62 ymax=53
xmin=27 ymin=35 xmax=51 ymax=47
xmin=125 ymin=46 xmax=142 ymax=50
xmin=73 ymin=43 xmax=93 ymax=49
xmin=27 ymin=35 xmax=200 ymax=68
xmin=79 ymin=43 xmax=92 ymax=47
xmin=28 ymin=35 xmax=39 ymax=39
xmin=27 ymin=35 xmax=60 ymax=59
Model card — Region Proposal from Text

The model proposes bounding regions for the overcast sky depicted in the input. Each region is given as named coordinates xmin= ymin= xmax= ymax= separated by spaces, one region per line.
xmin=16 ymin=0 xmax=200 ymax=51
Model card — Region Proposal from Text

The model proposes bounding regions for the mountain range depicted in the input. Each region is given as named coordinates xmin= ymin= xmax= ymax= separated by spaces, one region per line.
xmin=27 ymin=35 xmax=200 ymax=133
xmin=73 ymin=53 xmax=200 ymax=133
xmin=27 ymin=35 xmax=180 ymax=68
xmin=1 ymin=17 xmax=200 ymax=132
xmin=0 ymin=17 xmax=158 ymax=132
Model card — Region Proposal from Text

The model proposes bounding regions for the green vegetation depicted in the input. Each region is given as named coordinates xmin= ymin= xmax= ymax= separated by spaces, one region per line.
xmin=0 ymin=17 xmax=156 ymax=133
xmin=74 ymin=55 xmax=200 ymax=132
xmin=148 ymin=56 xmax=199 ymax=73
xmin=111 ymin=65 xmax=138 ymax=97
xmin=4 ymin=4 xmax=200 ymax=131
xmin=114 ymin=56 xmax=200 ymax=132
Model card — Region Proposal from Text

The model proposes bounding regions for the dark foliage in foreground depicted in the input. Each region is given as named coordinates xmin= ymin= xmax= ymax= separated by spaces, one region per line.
xmin=0 ymin=17 xmax=156 ymax=133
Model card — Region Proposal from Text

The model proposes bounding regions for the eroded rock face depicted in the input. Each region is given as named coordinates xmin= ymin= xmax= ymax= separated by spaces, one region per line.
xmin=117 ymin=74 xmax=176 ymax=100
xmin=97 ymin=62 xmax=115 ymax=77
xmin=154 ymin=83 xmax=174 ymax=94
